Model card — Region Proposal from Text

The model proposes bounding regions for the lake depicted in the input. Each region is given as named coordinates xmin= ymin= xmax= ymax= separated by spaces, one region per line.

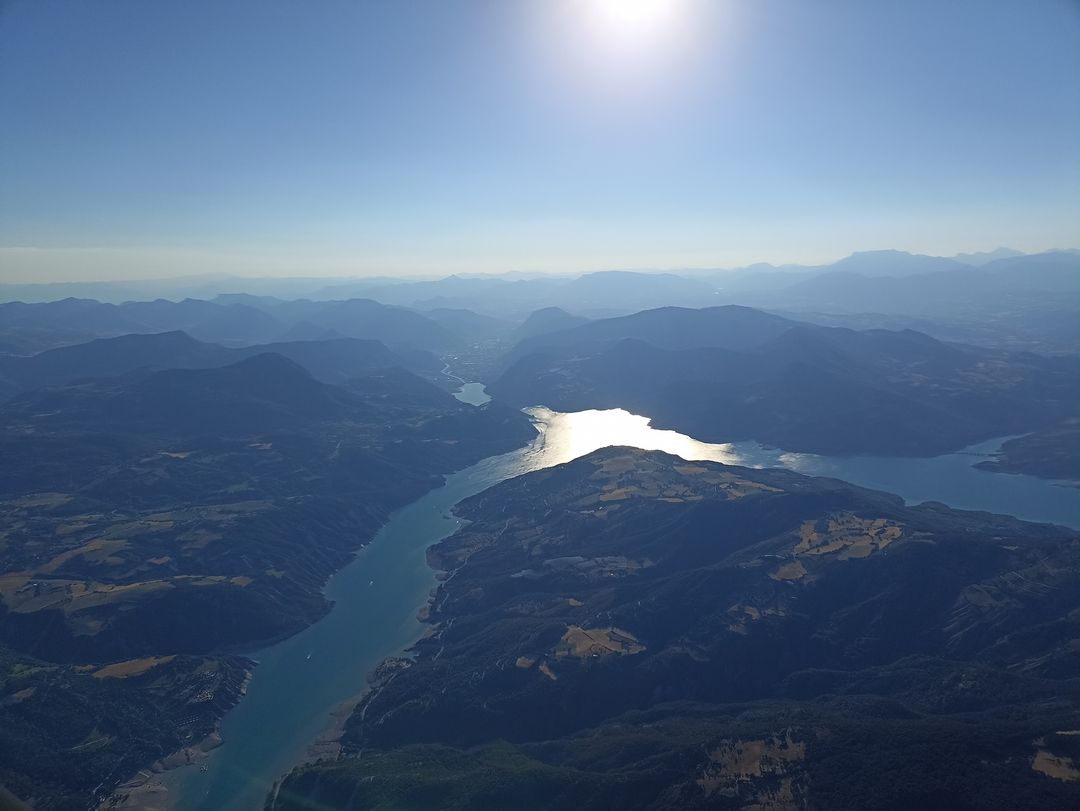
xmin=169 ymin=403 xmax=1080 ymax=809
xmin=452 ymin=381 xmax=491 ymax=406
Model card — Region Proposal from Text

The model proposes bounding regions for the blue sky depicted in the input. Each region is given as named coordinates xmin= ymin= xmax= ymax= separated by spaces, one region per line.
xmin=1 ymin=0 xmax=1078 ymax=281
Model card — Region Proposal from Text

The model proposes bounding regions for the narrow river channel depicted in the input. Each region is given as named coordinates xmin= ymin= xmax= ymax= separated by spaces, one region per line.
xmin=169 ymin=393 xmax=1080 ymax=809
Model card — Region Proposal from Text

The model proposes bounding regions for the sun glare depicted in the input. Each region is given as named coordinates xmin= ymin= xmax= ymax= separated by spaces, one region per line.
xmin=591 ymin=0 xmax=677 ymax=29
xmin=584 ymin=0 xmax=686 ymax=46
xmin=530 ymin=0 xmax=702 ymax=100
xmin=523 ymin=407 xmax=746 ymax=470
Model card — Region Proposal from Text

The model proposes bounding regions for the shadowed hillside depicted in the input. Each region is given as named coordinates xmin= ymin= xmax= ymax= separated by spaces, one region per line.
xmin=494 ymin=310 xmax=1080 ymax=456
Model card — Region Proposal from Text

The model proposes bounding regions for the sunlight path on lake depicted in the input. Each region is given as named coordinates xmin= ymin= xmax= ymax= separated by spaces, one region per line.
xmin=520 ymin=406 xmax=744 ymax=468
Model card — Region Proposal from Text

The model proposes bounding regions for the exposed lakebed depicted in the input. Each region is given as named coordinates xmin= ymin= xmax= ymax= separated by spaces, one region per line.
xmin=170 ymin=399 xmax=1080 ymax=809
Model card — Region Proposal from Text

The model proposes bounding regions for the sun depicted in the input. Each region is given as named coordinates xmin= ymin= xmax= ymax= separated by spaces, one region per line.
xmin=581 ymin=0 xmax=690 ymax=52
xmin=591 ymin=0 xmax=676 ymax=28
xmin=535 ymin=0 xmax=704 ymax=98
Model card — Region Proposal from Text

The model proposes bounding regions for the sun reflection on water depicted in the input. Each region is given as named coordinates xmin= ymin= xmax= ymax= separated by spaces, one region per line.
xmin=520 ymin=406 xmax=745 ymax=471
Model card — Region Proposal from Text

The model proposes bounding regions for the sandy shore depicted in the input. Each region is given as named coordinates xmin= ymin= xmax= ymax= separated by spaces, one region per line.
xmin=102 ymin=731 xmax=223 ymax=811
xmin=100 ymin=670 xmax=253 ymax=811
xmin=302 ymin=692 xmax=366 ymax=763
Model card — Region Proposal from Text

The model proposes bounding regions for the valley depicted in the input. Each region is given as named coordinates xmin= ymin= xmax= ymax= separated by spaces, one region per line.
xmin=0 ymin=351 xmax=534 ymax=807
xmin=3 ymin=3 xmax=1077 ymax=806
xmin=0 ymin=280 xmax=1077 ymax=809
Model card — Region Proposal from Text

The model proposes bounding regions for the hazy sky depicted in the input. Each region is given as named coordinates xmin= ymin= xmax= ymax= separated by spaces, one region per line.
xmin=1 ymin=0 xmax=1078 ymax=282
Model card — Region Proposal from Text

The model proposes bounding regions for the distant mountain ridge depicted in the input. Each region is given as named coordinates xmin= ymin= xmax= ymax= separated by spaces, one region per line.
xmin=4 ymin=249 xmax=1076 ymax=311
xmin=0 ymin=331 xmax=409 ymax=399
xmin=506 ymin=305 xmax=797 ymax=365
xmin=827 ymin=249 xmax=967 ymax=276
xmin=420 ymin=308 xmax=511 ymax=340
xmin=0 ymin=295 xmax=462 ymax=355
xmin=511 ymin=307 xmax=590 ymax=342
xmin=493 ymin=306 xmax=1080 ymax=455
xmin=952 ymin=247 xmax=1025 ymax=265
xmin=3 ymin=248 xmax=1077 ymax=357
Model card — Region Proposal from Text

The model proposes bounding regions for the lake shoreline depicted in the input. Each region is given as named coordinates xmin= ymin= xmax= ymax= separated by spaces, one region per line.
xmin=106 ymin=669 xmax=254 ymax=811
xmin=169 ymin=405 xmax=1080 ymax=808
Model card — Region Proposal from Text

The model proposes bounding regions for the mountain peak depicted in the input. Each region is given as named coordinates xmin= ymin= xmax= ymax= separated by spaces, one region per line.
xmin=828 ymin=250 xmax=965 ymax=277
xmin=224 ymin=351 xmax=311 ymax=378
xmin=952 ymin=247 xmax=1024 ymax=266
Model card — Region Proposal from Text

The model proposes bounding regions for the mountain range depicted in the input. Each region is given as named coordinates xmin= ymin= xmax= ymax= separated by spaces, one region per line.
xmin=0 ymin=331 xmax=409 ymax=400
xmin=0 ymin=295 xmax=461 ymax=356
xmin=3 ymin=249 xmax=1077 ymax=355
xmin=1 ymin=249 xmax=1078 ymax=809
xmin=493 ymin=306 xmax=1080 ymax=456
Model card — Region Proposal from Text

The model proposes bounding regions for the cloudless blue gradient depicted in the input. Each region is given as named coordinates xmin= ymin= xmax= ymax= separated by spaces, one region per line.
xmin=1 ymin=0 xmax=1078 ymax=280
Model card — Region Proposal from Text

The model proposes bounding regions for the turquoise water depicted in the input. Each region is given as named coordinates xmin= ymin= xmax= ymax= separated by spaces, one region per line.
xmin=453 ymin=382 xmax=492 ymax=406
xmin=169 ymin=404 xmax=1080 ymax=809
xmin=727 ymin=434 xmax=1080 ymax=529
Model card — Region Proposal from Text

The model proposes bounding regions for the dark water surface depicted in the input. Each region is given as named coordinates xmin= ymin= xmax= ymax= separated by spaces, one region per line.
xmin=170 ymin=404 xmax=1080 ymax=809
